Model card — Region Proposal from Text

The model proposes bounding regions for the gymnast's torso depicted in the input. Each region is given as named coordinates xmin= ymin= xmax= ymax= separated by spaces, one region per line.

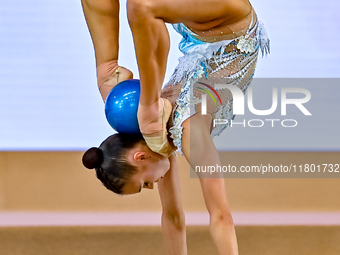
xmin=161 ymin=4 xmax=270 ymax=155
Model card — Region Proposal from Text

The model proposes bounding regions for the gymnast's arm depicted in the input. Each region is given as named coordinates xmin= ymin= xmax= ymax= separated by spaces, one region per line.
xmin=157 ymin=154 xmax=187 ymax=255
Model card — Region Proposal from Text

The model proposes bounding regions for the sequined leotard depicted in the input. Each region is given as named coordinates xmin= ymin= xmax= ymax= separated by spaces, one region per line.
xmin=161 ymin=7 xmax=270 ymax=155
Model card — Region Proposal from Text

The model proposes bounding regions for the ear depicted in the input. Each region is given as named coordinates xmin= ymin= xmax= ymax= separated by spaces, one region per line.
xmin=133 ymin=151 xmax=149 ymax=161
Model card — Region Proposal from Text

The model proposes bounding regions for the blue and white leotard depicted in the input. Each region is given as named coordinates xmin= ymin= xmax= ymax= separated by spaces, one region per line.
xmin=161 ymin=8 xmax=270 ymax=155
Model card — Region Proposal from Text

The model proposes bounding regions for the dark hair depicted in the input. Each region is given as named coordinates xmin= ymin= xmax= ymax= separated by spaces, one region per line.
xmin=82 ymin=133 xmax=144 ymax=194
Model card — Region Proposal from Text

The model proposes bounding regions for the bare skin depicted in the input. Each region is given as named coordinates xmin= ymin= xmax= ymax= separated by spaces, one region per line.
xmin=82 ymin=0 xmax=254 ymax=254
xmin=81 ymin=0 xmax=133 ymax=101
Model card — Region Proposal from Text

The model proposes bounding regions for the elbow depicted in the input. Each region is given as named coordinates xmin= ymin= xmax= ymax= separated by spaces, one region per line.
xmin=162 ymin=211 xmax=186 ymax=231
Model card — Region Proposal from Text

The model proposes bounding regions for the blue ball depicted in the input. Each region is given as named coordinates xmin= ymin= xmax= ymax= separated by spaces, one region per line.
xmin=105 ymin=79 xmax=141 ymax=134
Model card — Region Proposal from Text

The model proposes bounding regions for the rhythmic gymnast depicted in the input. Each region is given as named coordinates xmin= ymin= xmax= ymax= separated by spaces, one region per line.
xmin=81 ymin=0 xmax=269 ymax=254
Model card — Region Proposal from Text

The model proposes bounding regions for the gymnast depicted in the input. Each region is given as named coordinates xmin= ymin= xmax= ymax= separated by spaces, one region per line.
xmin=81 ymin=0 xmax=269 ymax=254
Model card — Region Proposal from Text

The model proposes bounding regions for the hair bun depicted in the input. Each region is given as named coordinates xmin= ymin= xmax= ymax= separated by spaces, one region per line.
xmin=82 ymin=147 xmax=103 ymax=169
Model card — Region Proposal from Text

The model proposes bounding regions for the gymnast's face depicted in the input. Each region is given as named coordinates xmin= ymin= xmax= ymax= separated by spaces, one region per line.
xmin=122 ymin=141 xmax=170 ymax=195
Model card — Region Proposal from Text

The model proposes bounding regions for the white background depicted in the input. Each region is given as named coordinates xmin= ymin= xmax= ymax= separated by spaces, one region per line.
xmin=0 ymin=0 xmax=339 ymax=151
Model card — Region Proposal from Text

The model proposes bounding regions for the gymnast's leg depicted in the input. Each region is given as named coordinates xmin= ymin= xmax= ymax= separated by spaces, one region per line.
xmin=81 ymin=0 xmax=133 ymax=102
xmin=181 ymin=114 xmax=239 ymax=255
xmin=127 ymin=0 xmax=251 ymax=156
xmin=128 ymin=0 xmax=251 ymax=103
